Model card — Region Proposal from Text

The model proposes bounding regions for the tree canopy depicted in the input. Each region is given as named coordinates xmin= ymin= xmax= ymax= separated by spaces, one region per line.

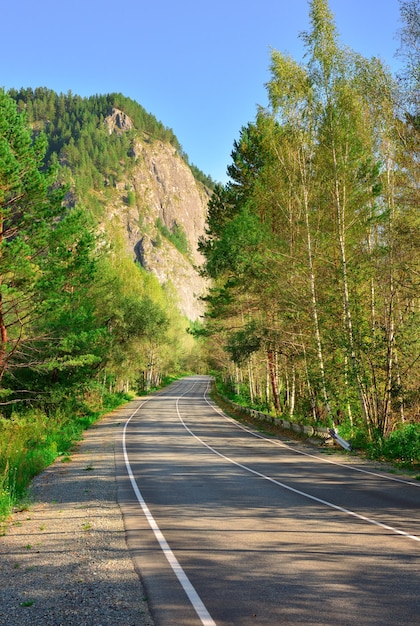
xmin=199 ymin=0 xmax=420 ymax=446
xmin=0 ymin=88 xmax=203 ymax=415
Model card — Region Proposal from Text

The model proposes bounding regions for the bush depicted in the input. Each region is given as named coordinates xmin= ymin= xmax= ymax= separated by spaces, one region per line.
xmin=156 ymin=218 xmax=189 ymax=255
xmin=366 ymin=423 xmax=420 ymax=467
xmin=381 ymin=424 xmax=420 ymax=466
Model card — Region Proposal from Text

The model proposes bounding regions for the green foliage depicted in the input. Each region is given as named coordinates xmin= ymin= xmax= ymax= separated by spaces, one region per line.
xmin=0 ymin=89 xmax=66 ymax=383
xmin=199 ymin=0 xmax=420 ymax=458
xmin=225 ymin=322 xmax=262 ymax=364
xmin=170 ymin=223 xmax=189 ymax=256
xmin=126 ymin=189 xmax=136 ymax=206
xmin=0 ymin=88 xmax=202 ymax=398
xmin=189 ymin=163 xmax=217 ymax=189
xmin=156 ymin=218 xmax=190 ymax=255
xmin=204 ymin=206 xmax=270 ymax=280
xmin=0 ymin=87 xmax=206 ymax=522
xmin=368 ymin=424 xmax=420 ymax=467
xmin=214 ymin=376 xmax=272 ymax=414
xmin=7 ymin=87 xmax=212 ymax=194
xmin=0 ymin=388 xmax=132 ymax=520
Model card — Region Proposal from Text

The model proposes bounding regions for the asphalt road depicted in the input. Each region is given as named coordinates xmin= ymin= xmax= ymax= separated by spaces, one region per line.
xmin=116 ymin=376 xmax=420 ymax=626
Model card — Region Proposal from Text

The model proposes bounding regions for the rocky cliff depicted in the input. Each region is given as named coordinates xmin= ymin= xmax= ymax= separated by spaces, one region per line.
xmin=101 ymin=111 xmax=210 ymax=320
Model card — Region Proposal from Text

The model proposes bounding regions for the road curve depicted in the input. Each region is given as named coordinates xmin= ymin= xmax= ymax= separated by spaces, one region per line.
xmin=116 ymin=376 xmax=420 ymax=626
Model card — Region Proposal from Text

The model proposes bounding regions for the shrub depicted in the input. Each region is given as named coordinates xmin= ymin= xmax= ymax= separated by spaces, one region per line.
xmin=380 ymin=423 xmax=420 ymax=466
xmin=365 ymin=423 xmax=420 ymax=468
xmin=0 ymin=388 xmax=131 ymax=522
xmin=156 ymin=218 xmax=189 ymax=255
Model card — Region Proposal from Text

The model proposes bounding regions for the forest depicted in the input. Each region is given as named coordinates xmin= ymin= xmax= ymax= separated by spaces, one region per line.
xmin=0 ymin=88 xmax=208 ymax=519
xmin=0 ymin=0 xmax=419 ymax=521
xmin=199 ymin=0 xmax=420 ymax=463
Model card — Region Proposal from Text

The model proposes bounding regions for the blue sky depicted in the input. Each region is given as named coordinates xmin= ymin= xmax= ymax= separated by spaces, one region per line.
xmin=1 ymin=1 xmax=403 ymax=183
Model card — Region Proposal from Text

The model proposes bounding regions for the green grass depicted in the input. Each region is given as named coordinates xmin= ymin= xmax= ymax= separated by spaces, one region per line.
xmin=0 ymin=389 xmax=131 ymax=523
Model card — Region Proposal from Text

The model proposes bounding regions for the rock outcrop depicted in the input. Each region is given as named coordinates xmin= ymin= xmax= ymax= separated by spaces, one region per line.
xmin=101 ymin=116 xmax=210 ymax=320
xmin=104 ymin=107 xmax=134 ymax=134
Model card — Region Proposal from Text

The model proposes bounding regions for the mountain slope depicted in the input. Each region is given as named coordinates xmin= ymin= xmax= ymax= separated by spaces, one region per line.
xmin=10 ymin=89 xmax=212 ymax=321
xmin=103 ymin=132 xmax=210 ymax=320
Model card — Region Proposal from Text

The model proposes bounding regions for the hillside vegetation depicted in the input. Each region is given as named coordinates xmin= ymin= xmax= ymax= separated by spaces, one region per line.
xmin=0 ymin=88 xmax=209 ymax=518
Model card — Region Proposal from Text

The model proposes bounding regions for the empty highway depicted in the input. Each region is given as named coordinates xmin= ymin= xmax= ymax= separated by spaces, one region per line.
xmin=116 ymin=376 xmax=420 ymax=626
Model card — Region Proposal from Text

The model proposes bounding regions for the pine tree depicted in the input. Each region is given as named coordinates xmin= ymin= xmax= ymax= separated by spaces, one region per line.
xmin=0 ymin=90 xmax=64 ymax=384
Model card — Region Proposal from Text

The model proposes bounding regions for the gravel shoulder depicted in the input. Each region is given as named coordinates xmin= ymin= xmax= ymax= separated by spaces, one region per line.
xmin=0 ymin=401 xmax=154 ymax=626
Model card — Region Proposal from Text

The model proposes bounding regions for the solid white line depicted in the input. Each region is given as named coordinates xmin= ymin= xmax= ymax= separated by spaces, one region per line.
xmin=122 ymin=392 xmax=216 ymax=626
xmin=175 ymin=386 xmax=420 ymax=544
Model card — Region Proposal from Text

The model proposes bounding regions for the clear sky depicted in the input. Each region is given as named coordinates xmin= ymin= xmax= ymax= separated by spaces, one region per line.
xmin=1 ymin=0 xmax=403 ymax=184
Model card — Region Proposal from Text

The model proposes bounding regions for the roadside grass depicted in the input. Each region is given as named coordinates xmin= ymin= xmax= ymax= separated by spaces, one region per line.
xmin=0 ymin=374 xmax=184 ymax=526
xmin=0 ymin=389 xmax=132 ymax=525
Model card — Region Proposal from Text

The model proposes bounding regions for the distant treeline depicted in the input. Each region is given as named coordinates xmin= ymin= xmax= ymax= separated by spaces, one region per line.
xmin=8 ymin=87 xmax=216 ymax=191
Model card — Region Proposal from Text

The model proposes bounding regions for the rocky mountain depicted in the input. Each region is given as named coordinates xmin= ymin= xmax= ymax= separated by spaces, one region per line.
xmin=8 ymin=88 xmax=212 ymax=322
xmin=99 ymin=110 xmax=211 ymax=321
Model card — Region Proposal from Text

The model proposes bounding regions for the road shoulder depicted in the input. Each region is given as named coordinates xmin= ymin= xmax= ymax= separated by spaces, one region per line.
xmin=0 ymin=402 xmax=154 ymax=626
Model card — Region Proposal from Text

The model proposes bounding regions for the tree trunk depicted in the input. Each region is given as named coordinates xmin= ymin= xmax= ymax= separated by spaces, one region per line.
xmin=382 ymin=157 xmax=397 ymax=436
xmin=301 ymin=181 xmax=332 ymax=419
xmin=267 ymin=349 xmax=281 ymax=411
xmin=247 ymin=358 xmax=255 ymax=404
xmin=302 ymin=332 xmax=318 ymax=421
xmin=0 ymin=293 xmax=7 ymax=381
xmin=330 ymin=136 xmax=371 ymax=433
xmin=289 ymin=361 xmax=296 ymax=417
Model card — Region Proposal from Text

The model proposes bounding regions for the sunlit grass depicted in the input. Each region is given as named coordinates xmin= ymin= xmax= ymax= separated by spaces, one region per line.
xmin=0 ymin=389 xmax=131 ymax=523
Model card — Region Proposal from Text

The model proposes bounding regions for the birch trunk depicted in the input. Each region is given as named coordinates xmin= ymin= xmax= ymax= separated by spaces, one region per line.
xmin=382 ymin=155 xmax=397 ymax=435
xmin=301 ymin=174 xmax=332 ymax=419
xmin=330 ymin=135 xmax=371 ymax=433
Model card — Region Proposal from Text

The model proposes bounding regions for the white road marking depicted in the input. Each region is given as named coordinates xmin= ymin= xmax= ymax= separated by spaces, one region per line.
xmin=202 ymin=382 xmax=420 ymax=488
xmin=122 ymin=376 xmax=419 ymax=626
xmin=122 ymin=391 xmax=216 ymax=626
xmin=175 ymin=382 xmax=420 ymax=543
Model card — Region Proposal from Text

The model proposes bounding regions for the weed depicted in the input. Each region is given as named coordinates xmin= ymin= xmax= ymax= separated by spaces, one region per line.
xmin=368 ymin=424 xmax=420 ymax=468
xmin=14 ymin=500 xmax=31 ymax=514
